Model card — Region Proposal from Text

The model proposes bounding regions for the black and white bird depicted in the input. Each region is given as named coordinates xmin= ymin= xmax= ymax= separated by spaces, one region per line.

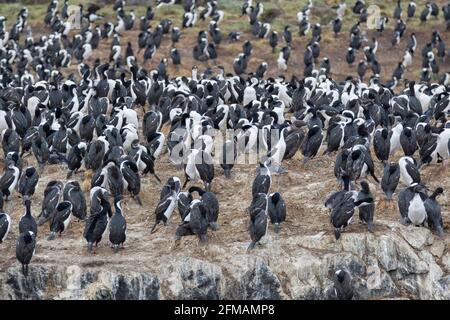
xmin=259 ymin=23 xmax=271 ymax=38
xmin=392 ymin=63 xmax=404 ymax=81
xmin=220 ymin=139 xmax=237 ymax=178
xmin=0 ymin=195 xmax=11 ymax=244
xmin=381 ymin=163 xmax=401 ymax=201
xmin=407 ymin=1 xmax=416 ymax=18
xmin=92 ymin=161 xmax=124 ymax=201
xmin=393 ymin=0 xmax=402 ymax=19
xmin=357 ymin=60 xmax=367 ymax=80
xmin=399 ymin=156 xmax=421 ymax=186
xmin=420 ymin=3 xmax=433 ymax=22
xmin=129 ymin=140 xmax=161 ymax=182
xmin=376 ymin=16 xmax=388 ymax=33
xmin=267 ymin=192 xmax=286 ymax=233
xmin=38 ymin=180 xmax=63 ymax=225
xmin=332 ymin=17 xmax=343 ymax=37
xmin=48 ymin=201 xmax=73 ymax=240
xmin=301 ymin=125 xmax=323 ymax=163
xmin=18 ymin=166 xmax=39 ymax=201
xmin=269 ymin=31 xmax=278 ymax=53
xmin=84 ymin=187 xmax=111 ymax=253
xmin=67 ymin=141 xmax=87 ymax=178
xmin=175 ymin=199 xmax=209 ymax=244
xmin=357 ymin=181 xmax=375 ymax=232
xmin=143 ymin=111 xmax=162 ymax=138
xmin=227 ymin=31 xmax=240 ymax=42
xmin=267 ymin=127 xmax=288 ymax=172
xmin=330 ymin=191 xmax=373 ymax=240
xmin=283 ymin=25 xmax=292 ymax=44
xmin=16 ymin=231 xmax=36 ymax=276
xmin=325 ymin=175 xmax=354 ymax=212
xmin=0 ymin=161 xmax=20 ymax=200
xmin=353 ymin=0 xmax=366 ymax=14
xmin=182 ymin=9 xmax=197 ymax=28
xmin=406 ymin=32 xmax=418 ymax=53
xmin=283 ymin=121 xmax=307 ymax=159
xmin=151 ymin=188 xmax=177 ymax=233
xmin=331 ymin=269 xmax=354 ymax=300
xmin=170 ymin=48 xmax=181 ymax=69
xmin=147 ymin=131 xmax=165 ymax=161
xmin=109 ymin=199 xmax=127 ymax=252
xmin=31 ymin=135 xmax=49 ymax=172
xmin=374 ymin=128 xmax=390 ymax=163
xmin=19 ymin=199 xmax=37 ymax=236
xmin=157 ymin=0 xmax=176 ymax=8
xmin=252 ymin=161 xmax=272 ymax=197
xmin=183 ymin=149 xmax=215 ymax=191
xmin=425 ymin=187 xmax=445 ymax=236
xmin=189 ymin=186 xmax=219 ymax=231
xmin=277 ymin=49 xmax=289 ymax=71
xmin=120 ymin=159 xmax=142 ymax=205
xmin=346 ymin=145 xmax=379 ymax=183
xmin=400 ymin=126 xmax=418 ymax=157
xmin=171 ymin=27 xmax=181 ymax=45
xmin=398 ymin=182 xmax=428 ymax=226
xmin=63 ymin=181 xmax=87 ymax=221
xmin=85 ymin=3 xmax=102 ymax=23
xmin=402 ymin=49 xmax=413 ymax=69
xmin=177 ymin=190 xmax=193 ymax=221
xmin=324 ymin=122 xmax=346 ymax=155
xmin=2 ymin=129 xmax=20 ymax=156
xmin=161 ymin=176 xmax=181 ymax=199
xmin=247 ymin=193 xmax=268 ymax=251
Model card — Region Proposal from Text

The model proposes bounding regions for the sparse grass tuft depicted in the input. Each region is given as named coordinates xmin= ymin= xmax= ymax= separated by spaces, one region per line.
xmin=260 ymin=8 xmax=283 ymax=24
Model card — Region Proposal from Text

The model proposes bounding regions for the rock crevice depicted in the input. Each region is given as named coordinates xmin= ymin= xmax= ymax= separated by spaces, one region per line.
xmin=1 ymin=221 xmax=448 ymax=300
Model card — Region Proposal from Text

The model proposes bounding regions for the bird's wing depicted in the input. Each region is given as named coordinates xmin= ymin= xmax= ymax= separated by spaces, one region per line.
xmin=88 ymin=3 xmax=101 ymax=14
xmin=405 ymin=160 xmax=421 ymax=183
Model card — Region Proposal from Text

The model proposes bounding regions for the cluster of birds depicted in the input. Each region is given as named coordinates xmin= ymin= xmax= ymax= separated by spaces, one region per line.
xmin=334 ymin=0 xmax=450 ymax=89
xmin=0 ymin=0 xmax=448 ymax=300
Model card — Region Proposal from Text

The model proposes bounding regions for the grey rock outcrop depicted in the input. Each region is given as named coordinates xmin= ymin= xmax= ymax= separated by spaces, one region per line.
xmin=0 ymin=220 xmax=448 ymax=300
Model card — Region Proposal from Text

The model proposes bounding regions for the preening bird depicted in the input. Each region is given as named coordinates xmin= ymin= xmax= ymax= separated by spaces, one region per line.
xmin=247 ymin=193 xmax=268 ymax=251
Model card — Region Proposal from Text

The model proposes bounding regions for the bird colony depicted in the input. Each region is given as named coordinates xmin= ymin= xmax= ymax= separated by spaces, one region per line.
xmin=0 ymin=0 xmax=449 ymax=300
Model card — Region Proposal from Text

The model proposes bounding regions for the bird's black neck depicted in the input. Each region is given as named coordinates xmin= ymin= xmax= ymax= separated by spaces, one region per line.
xmin=25 ymin=201 xmax=31 ymax=216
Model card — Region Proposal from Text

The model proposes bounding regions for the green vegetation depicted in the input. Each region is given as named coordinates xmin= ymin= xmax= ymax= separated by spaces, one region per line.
xmin=0 ymin=0 xmax=448 ymax=82
xmin=0 ymin=0 xmax=448 ymax=32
